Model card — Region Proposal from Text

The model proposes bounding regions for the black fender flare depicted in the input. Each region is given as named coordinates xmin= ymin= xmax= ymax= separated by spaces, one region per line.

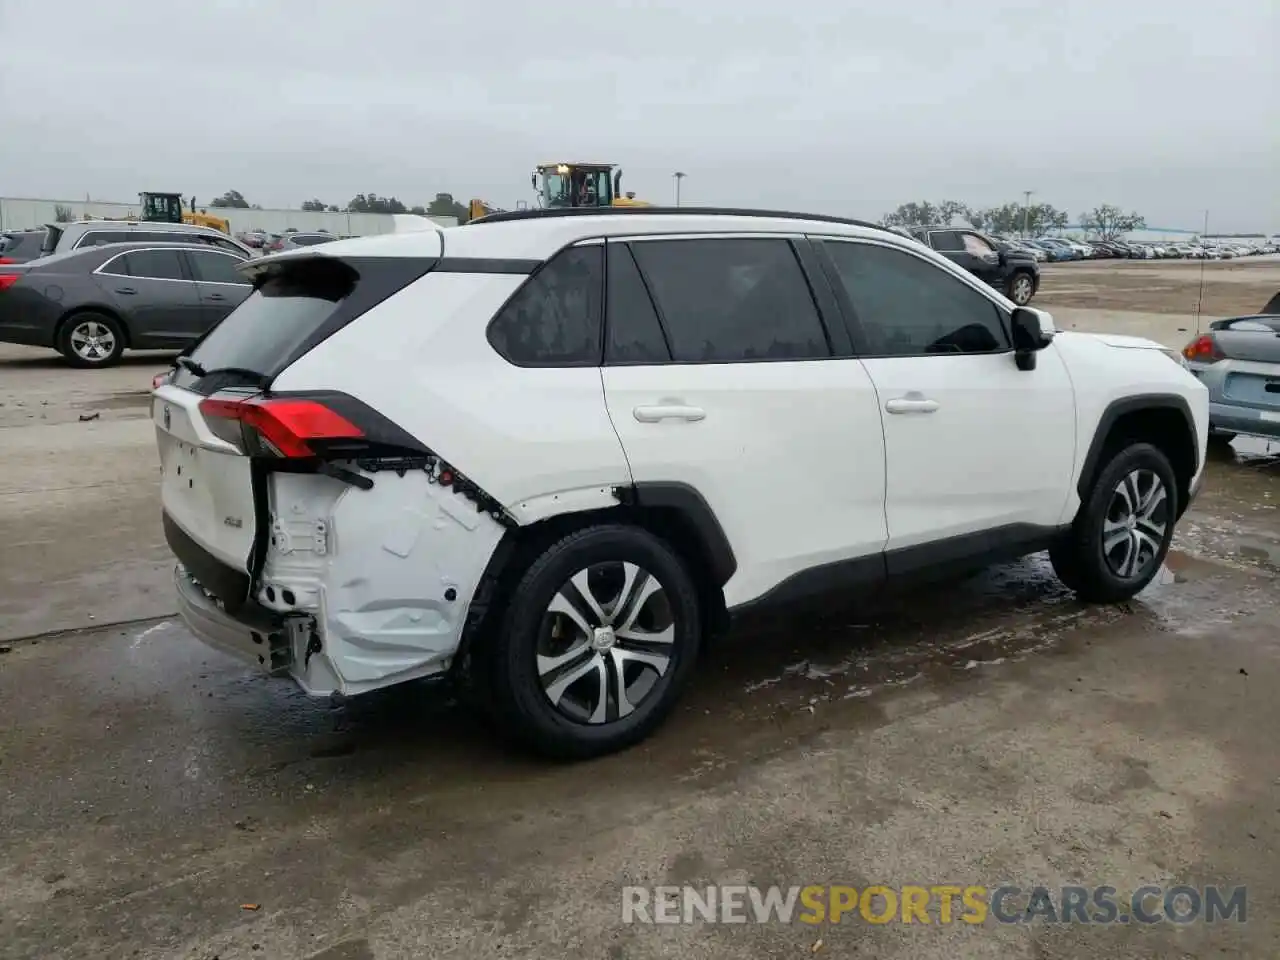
xmin=615 ymin=481 xmax=737 ymax=586
xmin=1076 ymin=394 xmax=1198 ymax=500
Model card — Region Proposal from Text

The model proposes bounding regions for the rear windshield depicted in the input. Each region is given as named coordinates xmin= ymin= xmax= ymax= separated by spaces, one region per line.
xmin=176 ymin=260 xmax=357 ymax=389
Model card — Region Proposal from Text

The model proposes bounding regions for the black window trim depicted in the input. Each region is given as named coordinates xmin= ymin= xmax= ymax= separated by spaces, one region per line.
xmin=601 ymin=239 xmax=674 ymax=366
xmin=611 ymin=232 xmax=844 ymax=367
xmin=811 ymin=235 xmax=1016 ymax=360
xmin=93 ymin=246 xmax=195 ymax=284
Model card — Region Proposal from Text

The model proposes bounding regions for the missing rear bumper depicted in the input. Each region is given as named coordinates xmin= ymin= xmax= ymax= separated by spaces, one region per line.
xmin=174 ymin=564 xmax=296 ymax=674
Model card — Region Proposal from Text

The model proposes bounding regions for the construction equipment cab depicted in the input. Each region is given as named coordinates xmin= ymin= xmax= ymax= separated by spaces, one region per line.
xmin=139 ymin=192 xmax=231 ymax=235
xmin=532 ymin=163 xmax=648 ymax=209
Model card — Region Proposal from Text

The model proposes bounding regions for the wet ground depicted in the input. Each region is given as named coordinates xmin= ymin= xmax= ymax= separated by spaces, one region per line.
xmin=2 ymin=265 xmax=1280 ymax=957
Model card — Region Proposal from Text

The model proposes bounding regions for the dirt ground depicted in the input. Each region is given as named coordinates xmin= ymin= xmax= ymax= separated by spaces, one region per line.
xmin=1 ymin=259 xmax=1279 ymax=959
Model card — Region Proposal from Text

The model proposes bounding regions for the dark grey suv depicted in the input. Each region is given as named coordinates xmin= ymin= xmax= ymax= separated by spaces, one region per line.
xmin=0 ymin=242 xmax=252 ymax=367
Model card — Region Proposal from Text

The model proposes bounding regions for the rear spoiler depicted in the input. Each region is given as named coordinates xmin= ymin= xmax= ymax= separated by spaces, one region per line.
xmin=1262 ymin=291 xmax=1280 ymax=316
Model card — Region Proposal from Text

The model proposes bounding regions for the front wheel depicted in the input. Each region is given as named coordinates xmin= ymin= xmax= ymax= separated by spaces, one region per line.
xmin=483 ymin=525 xmax=703 ymax=759
xmin=1050 ymin=442 xmax=1177 ymax=603
xmin=1007 ymin=272 xmax=1036 ymax=306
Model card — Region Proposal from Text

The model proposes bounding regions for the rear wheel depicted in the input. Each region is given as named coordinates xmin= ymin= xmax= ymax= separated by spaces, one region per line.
xmin=483 ymin=524 xmax=702 ymax=759
xmin=1007 ymin=271 xmax=1036 ymax=306
xmin=1050 ymin=442 xmax=1177 ymax=603
xmin=57 ymin=312 xmax=125 ymax=368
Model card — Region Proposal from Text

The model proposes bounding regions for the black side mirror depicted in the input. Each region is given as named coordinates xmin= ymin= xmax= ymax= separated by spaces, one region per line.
xmin=1011 ymin=307 xmax=1052 ymax=371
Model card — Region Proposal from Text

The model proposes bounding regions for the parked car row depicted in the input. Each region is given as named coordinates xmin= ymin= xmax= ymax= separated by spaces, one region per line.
xmin=236 ymin=228 xmax=346 ymax=251
xmin=990 ymin=235 xmax=1278 ymax=262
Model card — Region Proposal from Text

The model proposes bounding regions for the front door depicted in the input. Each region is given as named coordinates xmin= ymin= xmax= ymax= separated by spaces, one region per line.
xmin=818 ymin=237 xmax=1075 ymax=564
xmin=599 ymin=235 xmax=888 ymax=608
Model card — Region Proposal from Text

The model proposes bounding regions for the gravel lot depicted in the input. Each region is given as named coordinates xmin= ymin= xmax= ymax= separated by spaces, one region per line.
xmin=1 ymin=259 xmax=1278 ymax=959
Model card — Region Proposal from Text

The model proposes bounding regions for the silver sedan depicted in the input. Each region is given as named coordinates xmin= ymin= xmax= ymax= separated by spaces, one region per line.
xmin=1183 ymin=299 xmax=1280 ymax=441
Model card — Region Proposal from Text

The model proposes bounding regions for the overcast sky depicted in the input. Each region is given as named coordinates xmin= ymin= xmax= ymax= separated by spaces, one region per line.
xmin=0 ymin=0 xmax=1275 ymax=230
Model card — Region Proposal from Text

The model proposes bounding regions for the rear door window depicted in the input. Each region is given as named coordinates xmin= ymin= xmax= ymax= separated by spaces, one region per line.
xmin=628 ymin=237 xmax=830 ymax=362
xmin=487 ymin=245 xmax=603 ymax=366
xmin=189 ymin=250 xmax=249 ymax=284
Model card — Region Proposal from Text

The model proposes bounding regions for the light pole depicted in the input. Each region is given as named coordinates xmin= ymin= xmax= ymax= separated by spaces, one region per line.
xmin=673 ymin=171 xmax=687 ymax=207
xmin=1022 ymin=190 xmax=1034 ymax=237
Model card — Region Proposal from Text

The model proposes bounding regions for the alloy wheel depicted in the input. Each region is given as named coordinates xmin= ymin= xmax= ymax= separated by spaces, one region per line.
xmin=1011 ymin=275 xmax=1034 ymax=305
xmin=69 ymin=320 xmax=117 ymax=363
xmin=1102 ymin=469 xmax=1168 ymax=579
xmin=536 ymin=561 xmax=675 ymax=725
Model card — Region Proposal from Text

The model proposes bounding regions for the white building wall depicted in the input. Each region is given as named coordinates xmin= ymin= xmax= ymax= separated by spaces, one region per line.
xmin=0 ymin=197 xmax=454 ymax=236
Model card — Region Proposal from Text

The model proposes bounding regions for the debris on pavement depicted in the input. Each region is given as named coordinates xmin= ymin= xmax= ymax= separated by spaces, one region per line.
xmin=77 ymin=412 xmax=100 ymax=422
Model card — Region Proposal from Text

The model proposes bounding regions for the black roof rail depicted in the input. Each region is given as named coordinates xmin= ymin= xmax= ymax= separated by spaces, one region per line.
xmin=467 ymin=205 xmax=887 ymax=232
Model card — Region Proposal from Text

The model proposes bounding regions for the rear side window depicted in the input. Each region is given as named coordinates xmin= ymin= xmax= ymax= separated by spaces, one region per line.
xmin=189 ymin=250 xmax=248 ymax=284
xmin=929 ymin=231 xmax=963 ymax=252
xmin=605 ymin=244 xmax=670 ymax=364
xmin=487 ymin=245 xmax=603 ymax=366
xmin=121 ymin=248 xmax=186 ymax=281
xmin=629 ymin=238 xmax=830 ymax=363
xmin=291 ymin=235 xmax=334 ymax=247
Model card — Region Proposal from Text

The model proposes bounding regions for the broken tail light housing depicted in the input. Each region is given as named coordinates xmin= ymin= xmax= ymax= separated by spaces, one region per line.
xmin=1182 ymin=334 xmax=1224 ymax=364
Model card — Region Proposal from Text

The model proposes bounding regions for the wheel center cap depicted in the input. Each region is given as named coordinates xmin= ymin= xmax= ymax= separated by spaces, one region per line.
xmin=1125 ymin=515 xmax=1137 ymax=531
xmin=591 ymin=626 xmax=616 ymax=652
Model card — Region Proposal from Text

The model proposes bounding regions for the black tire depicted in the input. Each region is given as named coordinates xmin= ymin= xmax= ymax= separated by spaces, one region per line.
xmin=1006 ymin=271 xmax=1036 ymax=306
xmin=57 ymin=311 xmax=125 ymax=368
xmin=1050 ymin=442 xmax=1177 ymax=603
xmin=482 ymin=524 xmax=702 ymax=759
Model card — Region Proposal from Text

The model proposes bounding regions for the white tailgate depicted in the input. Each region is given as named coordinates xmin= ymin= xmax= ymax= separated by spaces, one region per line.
xmin=153 ymin=384 xmax=257 ymax=573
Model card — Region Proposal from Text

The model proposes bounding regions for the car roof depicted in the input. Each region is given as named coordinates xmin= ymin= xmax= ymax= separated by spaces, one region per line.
xmin=254 ymin=207 xmax=906 ymax=266
xmin=59 ymin=219 xmax=224 ymax=235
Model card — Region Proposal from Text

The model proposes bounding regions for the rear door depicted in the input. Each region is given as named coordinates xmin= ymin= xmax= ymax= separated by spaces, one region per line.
xmin=94 ymin=247 xmax=204 ymax=344
xmin=600 ymin=234 xmax=888 ymax=608
xmin=185 ymin=249 xmax=253 ymax=330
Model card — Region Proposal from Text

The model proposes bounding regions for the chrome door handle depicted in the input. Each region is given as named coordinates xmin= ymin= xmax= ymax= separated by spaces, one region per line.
xmin=115 ymin=286 xmax=138 ymax=295
xmin=884 ymin=397 xmax=939 ymax=414
xmin=633 ymin=405 xmax=706 ymax=423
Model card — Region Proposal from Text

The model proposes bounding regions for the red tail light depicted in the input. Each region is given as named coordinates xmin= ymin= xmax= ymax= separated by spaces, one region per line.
xmin=0 ymin=257 xmax=15 ymax=265
xmin=1182 ymin=334 xmax=1224 ymax=363
xmin=199 ymin=396 xmax=364 ymax=458
xmin=0 ymin=273 xmax=20 ymax=292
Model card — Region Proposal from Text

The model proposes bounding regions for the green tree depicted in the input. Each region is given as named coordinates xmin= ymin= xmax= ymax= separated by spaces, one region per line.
xmin=209 ymin=190 xmax=250 ymax=209
xmin=880 ymin=200 xmax=968 ymax=228
xmin=409 ymin=205 xmax=427 ymax=216
xmin=426 ymin=192 xmax=470 ymax=221
xmin=346 ymin=193 xmax=407 ymax=214
xmin=1079 ymin=204 xmax=1146 ymax=241
xmin=53 ymin=204 xmax=75 ymax=222
xmin=300 ymin=199 xmax=329 ymax=212
xmin=968 ymin=201 xmax=1069 ymax=236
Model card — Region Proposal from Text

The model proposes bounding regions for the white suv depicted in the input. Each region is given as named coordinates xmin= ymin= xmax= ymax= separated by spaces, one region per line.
xmin=151 ymin=208 xmax=1209 ymax=758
